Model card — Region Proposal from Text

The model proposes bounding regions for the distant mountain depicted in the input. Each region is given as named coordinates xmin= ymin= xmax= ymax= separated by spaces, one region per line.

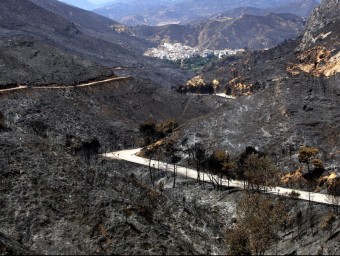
xmin=198 ymin=12 xmax=304 ymax=50
xmin=184 ymin=0 xmax=318 ymax=25
xmin=57 ymin=0 xmax=135 ymax=10
xmin=270 ymin=0 xmax=319 ymax=18
xmin=215 ymin=0 xmax=317 ymax=20
xmin=57 ymin=0 xmax=99 ymax=10
xmin=94 ymin=0 xmax=301 ymax=26
xmin=131 ymin=12 xmax=305 ymax=50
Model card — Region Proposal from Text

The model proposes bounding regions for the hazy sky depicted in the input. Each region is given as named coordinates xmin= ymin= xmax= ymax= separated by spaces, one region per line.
xmin=87 ymin=0 xmax=112 ymax=3
xmin=58 ymin=0 xmax=116 ymax=8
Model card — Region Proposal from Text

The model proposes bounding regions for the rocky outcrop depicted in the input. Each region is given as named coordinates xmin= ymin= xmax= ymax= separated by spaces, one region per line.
xmin=299 ymin=0 xmax=340 ymax=50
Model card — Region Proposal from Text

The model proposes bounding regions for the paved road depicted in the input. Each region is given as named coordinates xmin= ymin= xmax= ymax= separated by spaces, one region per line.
xmin=0 ymin=76 xmax=131 ymax=92
xmin=34 ymin=76 xmax=131 ymax=89
xmin=0 ymin=85 xmax=28 ymax=92
xmin=215 ymin=93 xmax=236 ymax=99
xmin=103 ymin=148 xmax=338 ymax=206
xmin=187 ymin=93 xmax=236 ymax=99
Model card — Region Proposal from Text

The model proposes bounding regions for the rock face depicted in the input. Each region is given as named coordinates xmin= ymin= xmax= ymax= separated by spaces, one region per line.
xmin=300 ymin=0 xmax=340 ymax=50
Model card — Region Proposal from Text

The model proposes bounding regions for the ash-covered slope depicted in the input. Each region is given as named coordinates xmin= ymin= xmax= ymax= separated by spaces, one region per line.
xmin=0 ymin=0 xmax=141 ymax=67
xmin=179 ymin=0 xmax=340 ymax=156
xmin=28 ymin=0 xmax=192 ymax=87
xmin=28 ymin=0 xmax=155 ymax=53
xmin=1 ymin=75 xmax=339 ymax=255
xmin=0 ymin=75 xmax=223 ymax=254
xmin=0 ymin=0 xmax=114 ymax=87
xmin=0 ymin=36 xmax=112 ymax=88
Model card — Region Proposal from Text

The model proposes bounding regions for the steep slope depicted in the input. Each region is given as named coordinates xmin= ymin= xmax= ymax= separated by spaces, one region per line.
xmin=0 ymin=0 xmax=190 ymax=87
xmin=1 ymin=75 xmax=339 ymax=255
xmin=179 ymin=0 xmax=340 ymax=157
xmin=0 ymin=74 xmax=224 ymax=254
xmin=0 ymin=36 xmax=111 ymax=88
xmin=0 ymin=0 xmax=141 ymax=67
xmin=1 ymin=73 xmax=339 ymax=255
xmin=29 ymin=0 xmax=154 ymax=53
xmin=0 ymin=0 xmax=118 ymax=87
xmin=300 ymin=0 xmax=340 ymax=50
xmin=24 ymin=0 xmax=189 ymax=86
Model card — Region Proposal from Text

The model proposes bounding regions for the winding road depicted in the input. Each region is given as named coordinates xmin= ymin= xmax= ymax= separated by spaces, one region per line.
xmin=103 ymin=148 xmax=339 ymax=206
xmin=0 ymin=76 xmax=131 ymax=93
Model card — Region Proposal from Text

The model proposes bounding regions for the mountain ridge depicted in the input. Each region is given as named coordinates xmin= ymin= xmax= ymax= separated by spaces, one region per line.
xmin=94 ymin=0 xmax=303 ymax=26
xmin=131 ymin=12 xmax=305 ymax=51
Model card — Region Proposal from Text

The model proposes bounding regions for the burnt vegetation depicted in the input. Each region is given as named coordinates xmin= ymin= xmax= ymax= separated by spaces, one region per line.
xmin=1 ymin=0 xmax=340 ymax=255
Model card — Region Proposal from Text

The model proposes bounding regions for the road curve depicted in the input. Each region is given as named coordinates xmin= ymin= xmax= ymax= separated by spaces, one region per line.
xmin=103 ymin=148 xmax=338 ymax=206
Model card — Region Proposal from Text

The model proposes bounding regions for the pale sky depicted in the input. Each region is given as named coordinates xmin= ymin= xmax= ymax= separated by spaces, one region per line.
xmin=87 ymin=0 xmax=112 ymax=3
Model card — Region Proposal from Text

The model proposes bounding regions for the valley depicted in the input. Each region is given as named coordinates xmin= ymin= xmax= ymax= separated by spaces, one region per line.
xmin=0 ymin=0 xmax=340 ymax=255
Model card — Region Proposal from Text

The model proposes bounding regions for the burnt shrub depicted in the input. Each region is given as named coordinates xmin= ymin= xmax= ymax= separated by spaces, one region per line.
xmin=0 ymin=112 xmax=5 ymax=130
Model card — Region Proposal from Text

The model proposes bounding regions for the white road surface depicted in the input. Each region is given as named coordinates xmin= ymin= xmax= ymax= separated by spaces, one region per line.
xmin=103 ymin=148 xmax=338 ymax=206
xmin=0 ymin=85 xmax=28 ymax=92
xmin=0 ymin=76 xmax=131 ymax=92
